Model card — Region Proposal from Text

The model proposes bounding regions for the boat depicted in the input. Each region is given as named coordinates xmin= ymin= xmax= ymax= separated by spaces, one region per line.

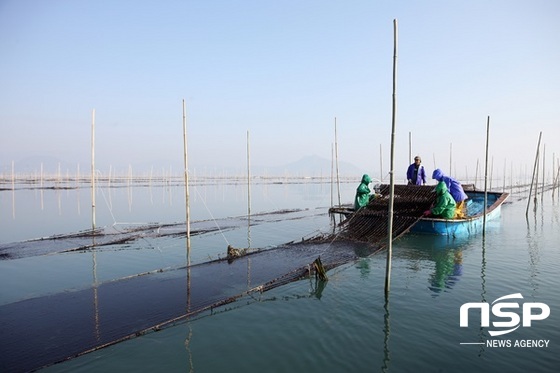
xmin=329 ymin=184 xmax=509 ymax=239
xmin=409 ymin=188 xmax=509 ymax=236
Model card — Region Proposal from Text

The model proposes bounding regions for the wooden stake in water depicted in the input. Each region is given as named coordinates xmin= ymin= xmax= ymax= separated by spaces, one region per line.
xmin=334 ymin=117 xmax=341 ymax=207
xmin=541 ymin=144 xmax=545 ymax=202
xmin=182 ymin=100 xmax=191 ymax=260
xmin=534 ymin=151 xmax=540 ymax=206
xmin=502 ymin=158 xmax=506 ymax=192
xmin=552 ymin=155 xmax=559 ymax=199
xmin=526 ymin=131 xmax=542 ymax=216
xmin=475 ymin=159 xmax=479 ymax=189
xmin=490 ymin=156 xmax=494 ymax=191
xmin=91 ymin=109 xmax=96 ymax=231
xmin=449 ymin=142 xmax=452 ymax=175
xmin=385 ymin=19 xmax=398 ymax=298
xmin=408 ymin=132 xmax=411 ymax=163
xmin=40 ymin=162 xmax=44 ymax=210
xmin=510 ymin=160 xmax=514 ymax=195
xmin=483 ymin=116 xmax=490 ymax=236
xmin=11 ymin=160 xmax=15 ymax=219
xmin=552 ymin=160 xmax=560 ymax=198
xmin=331 ymin=143 xmax=334 ymax=208
xmin=553 ymin=154 xmax=556 ymax=199
xmin=247 ymin=130 xmax=251 ymax=249
xmin=380 ymin=144 xmax=383 ymax=182
xmin=11 ymin=160 xmax=15 ymax=191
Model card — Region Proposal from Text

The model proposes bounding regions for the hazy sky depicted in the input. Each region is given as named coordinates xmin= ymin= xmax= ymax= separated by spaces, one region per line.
xmin=1 ymin=0 xmax=559 ymax=180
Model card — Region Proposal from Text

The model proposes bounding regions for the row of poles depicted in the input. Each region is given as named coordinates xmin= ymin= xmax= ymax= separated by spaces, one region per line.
xmin=525 ymin=131 xmax=560 ymax=215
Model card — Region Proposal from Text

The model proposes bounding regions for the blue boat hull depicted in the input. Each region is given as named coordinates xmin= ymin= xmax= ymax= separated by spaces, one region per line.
xmin=409 ymin=191 xmax=508 ymax=237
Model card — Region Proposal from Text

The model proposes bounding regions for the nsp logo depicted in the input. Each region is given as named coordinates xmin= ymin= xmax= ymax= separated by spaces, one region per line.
xmin=460 ymin=293 xmax=550 ymax=336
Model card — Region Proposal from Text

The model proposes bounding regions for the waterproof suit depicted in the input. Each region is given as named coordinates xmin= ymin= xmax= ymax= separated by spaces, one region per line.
xmin=354 ymin=174 xmax=372 ymax=210
xmin=406 ymin=163 xmax=426 ymax=185
xmin=432 ymin=169 xmax=468 ymax=203
xmin=430 ymin=181 xmax=456 ymax=219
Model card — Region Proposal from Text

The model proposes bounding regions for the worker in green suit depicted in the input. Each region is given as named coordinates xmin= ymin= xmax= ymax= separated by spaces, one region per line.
xmin=423 ymin=181 xmax=456 ymax=219
xmin=354 ymin=174 xmax=374 ymax=210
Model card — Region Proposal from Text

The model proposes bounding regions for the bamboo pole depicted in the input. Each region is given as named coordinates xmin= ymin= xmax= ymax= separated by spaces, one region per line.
xmin=11 ymin=160 xmax=15 ymax=219
xmin=556 ymin=158 xmax=560 ymax=193
xmin=182 ymin=100 xmax=191 ymax=260
xmin=489 ymin=156 xmax=494 ymax=191
xmin=385 ymin=19 xmax=397 ymax=298
xmin=534 ymin=147 xmax=540 ymax=206
xmin=91 ymin=109 xmax=96 ymax=231
xmin=502 ymin=158 xmax=506 ymax=192
xmin=553 ymin=155 xmax=559 ymax=198
xmin=380 ymin=144 xmax=383 ymax=182
xmin=246 ymin=130 xmax=252 ymax=287
xmin=108 ymin=165 xmax=113 ymax=209
xmin=449 ymin=142 xmax=452 ymax=175
xmin=483 ymin=116 xmax=490 ymax=236
xmin=554 ymin=163 xmax=560 ymax=199
xmin=510 ymin=161 xmax=513 ymax=195
xmin=247 ymin=130 xmax=251 ymax=248
xmin=57 ymin=162 xmax=62 ymax=188
xmin=408 ymin=132 xmax=411 ymax=163
xmin=127 ymin=164 xmax=133 ymax=211
xmin=76 ymin=163 xmax=80 ymax=188
xmin=40 ymin=162 xmax=44 ymax=210
xmin=526 ymin=132 xmax=542 ymax=216
xmin=541 ymin=144 xmax=545 ymax=202
xmin=475 ymin=159 xmax=479 ymax=189
xmin=553 ymin=154 xmax=556 ymax=198
xmin=11 ymin=160 xmax=15 ymax=190
xmin=331 ymin=143 xmax=334 ymax=207
xmin=334 ymin=117 xmax=341 ymax=207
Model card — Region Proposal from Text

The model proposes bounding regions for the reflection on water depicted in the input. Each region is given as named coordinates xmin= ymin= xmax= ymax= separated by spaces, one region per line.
xmin=184 ymin=322 xmax=194 ymax=373
xmin=478 ymin=237 xmax=488 ymax=356
xmin=355 ymin=258 xmax=371 ymax=279
xmin=309 ymin=278 xmax=328 ymax=299
xmin=428 ymin=249 xmax=463 ymax=295
xmin=394 ymin=235 xmax=470 ymax=296
xmin=524 ymin=194 xmax=558 ymax=295
xmin=382 ymin=297 xmax=391 ymax=373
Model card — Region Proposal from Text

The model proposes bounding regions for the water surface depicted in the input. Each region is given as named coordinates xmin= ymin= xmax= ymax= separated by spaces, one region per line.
xmin=1 ymin=181 xmax=559 ymax=372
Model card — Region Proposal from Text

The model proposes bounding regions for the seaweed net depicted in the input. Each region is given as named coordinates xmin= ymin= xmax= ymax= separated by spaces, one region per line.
xmin=307 ymin=184 xmax=436 ymax=248
xmin=0 ymin=185 xmax=437 ymax=372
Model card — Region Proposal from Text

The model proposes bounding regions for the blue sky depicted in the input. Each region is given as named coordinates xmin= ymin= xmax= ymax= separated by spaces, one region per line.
xmin=1 ymin=0 xmax=559 ymax=181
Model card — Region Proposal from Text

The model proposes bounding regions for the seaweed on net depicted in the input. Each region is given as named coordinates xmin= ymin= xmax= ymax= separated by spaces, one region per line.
xmin=1 ymin=185 xmax=436 ymax=372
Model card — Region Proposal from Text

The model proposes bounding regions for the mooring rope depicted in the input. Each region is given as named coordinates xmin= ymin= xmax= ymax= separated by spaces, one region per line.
xmin=98 ymin=183 xmax=118 ymax=226
xmin=193 ymin=185 xmax=231 ymax=246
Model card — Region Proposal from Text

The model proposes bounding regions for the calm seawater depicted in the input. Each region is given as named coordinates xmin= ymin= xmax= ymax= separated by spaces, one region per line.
xmin=1 ymin=180 xmax=559 ymax=372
